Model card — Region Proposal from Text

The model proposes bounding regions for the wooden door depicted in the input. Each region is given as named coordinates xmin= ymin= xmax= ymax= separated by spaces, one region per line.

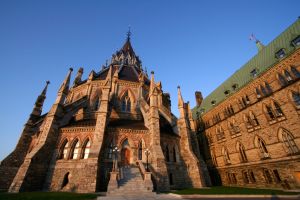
xmin=121 ymin=148 xmax=130 ymax=166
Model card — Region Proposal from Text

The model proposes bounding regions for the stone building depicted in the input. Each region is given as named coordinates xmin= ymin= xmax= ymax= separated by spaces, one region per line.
xmin=0 ymin=33 xmax=210 ymax=193
xmin=193 ymin=18 xmax=300 ymax=189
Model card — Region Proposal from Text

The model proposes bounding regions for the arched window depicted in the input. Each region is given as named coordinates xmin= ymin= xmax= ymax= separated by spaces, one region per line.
xmin=222 ymin=147 xmax=231 ymax=165
xmin=265 ymin=105 xmax=276 ymax=120
xmin=238 ymin=143 xmax=248 ymax=163
xmin=284 ymin=70 xmax=293 ymax=82
xmin=291 ymin=66 xmax=300 ymax=78
xmin=265 ymin=82 xmax=272 ymax=94
xmin=61 ymin=172 xmax=70 ymax=189
xmin=279 ymin=129 xmax=298 ymax=155
xmin=70 ymin=139 xmax=80 ymax=159
xmin=256 ymin=87 xmax=261 ymax=98
xmin=242 ymin=171 xmax=249 ymax=184
xmin=249 ymin=111 xmax=259 ymax=126
xmin=292 ymin=91 xmax=300 ymax=106
xmin=165 ymin=146 xmax=170 ymax=162
xmin=107 ymin=142 xmax=113 ymax=159
xmin=256 ymin=137 xmax=269 ymax=158
xmin=121 ymin=92 xmax=131 ymax=112
xmin=261 ymin=85 xmax=267 ymax=96
xmin=249 ymin=170 xmax=256 ymax=183
xmin=273 ymin=102 xmax=284 ymax=117
xmin=94 ymin=96 xmax=100 ymax=111
xmin=216 ymin=126 xmax=225 ymax=141
xmin=263 ymin=168 xmax=273 ymax=183
xmin=173 ymin=146 xmax=177 ymax=163
xmin=228 ymin=119 xmax=240 ymax=135
xmin=138 ymin=141 xmax=142 ymax=160
xmin=81 ymin=139 xmax=91 ymax=159
xmin=211 ymin=148 xmax=218 ymax=166
xmin=278 ymin=73 xmax=287 ymax=86
xmin=59 ymin=139 xmax=69 ymax=159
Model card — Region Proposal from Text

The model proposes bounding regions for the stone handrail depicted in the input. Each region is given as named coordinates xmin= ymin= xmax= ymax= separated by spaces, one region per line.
xmin=137 ymin=160 xmax=153 ymax=191
xmin=137 ymin=160 xmax=146 ymax=179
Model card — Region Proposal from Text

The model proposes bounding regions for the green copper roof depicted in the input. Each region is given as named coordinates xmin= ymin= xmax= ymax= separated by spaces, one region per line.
xmin=193 ymin=18 xmax=300 ymax=118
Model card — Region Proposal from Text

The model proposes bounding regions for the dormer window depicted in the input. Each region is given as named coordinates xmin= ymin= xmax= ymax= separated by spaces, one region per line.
xmin=250 ymin=69 xmax=258 ymax=78
xmin=211 ymin=100 xmax=216 ymax=106
xmin=199 ymin=108 xmax=205 ymax=114
xmin=275 ymin=48 xmax=286 ymax=59
xmin=232 ymin=84 xmax=238 ymax=91
xmin=224 ymin=90 xmax=230 ymax=96
xmin=291 ymin=35 xmax=300 ymax=47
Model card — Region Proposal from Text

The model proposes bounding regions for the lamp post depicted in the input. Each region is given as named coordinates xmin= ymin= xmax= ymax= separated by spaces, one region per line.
xmin=112 ymin=146 xmax=119 ymax=171
xmin=144 ymin=148 xmax=150 ymax=172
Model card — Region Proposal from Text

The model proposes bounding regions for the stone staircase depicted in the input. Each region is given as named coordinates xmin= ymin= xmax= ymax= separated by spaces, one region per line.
xmin=107 ymin=166 xmax=154 ymax=197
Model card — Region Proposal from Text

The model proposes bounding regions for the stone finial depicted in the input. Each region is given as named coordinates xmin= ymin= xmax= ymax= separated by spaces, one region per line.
xmin=73 ymin=67 xmax=84 ymax=87
xmin=58 ymin=68 xmax=73 ymax=94
xmin=177 ymin=86 xmax=184 ymax=107
xmin=195 ymin=91 xmax=203 ymax=107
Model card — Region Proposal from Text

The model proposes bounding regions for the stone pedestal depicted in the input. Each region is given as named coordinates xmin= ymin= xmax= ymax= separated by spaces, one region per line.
xmin=107 ymin=172 xmax=119 ymax=193
xmin=144 ymin=172 xmax=153 ymax=191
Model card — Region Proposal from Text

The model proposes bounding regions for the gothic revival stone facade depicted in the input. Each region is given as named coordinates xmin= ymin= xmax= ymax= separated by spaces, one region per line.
xmin=0 ymin=34 xmax=209 ymax=193
xmin=193 ymin=18 xmax=300 ymax=190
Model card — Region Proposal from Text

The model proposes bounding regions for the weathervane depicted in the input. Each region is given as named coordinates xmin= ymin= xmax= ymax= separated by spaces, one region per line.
xmin=249 ymin=33 xmax=259 ymax=43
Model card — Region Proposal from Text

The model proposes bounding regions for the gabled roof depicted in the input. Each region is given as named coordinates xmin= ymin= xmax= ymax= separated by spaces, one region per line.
xmin=193 ymin=18 xmax=300 ymax=117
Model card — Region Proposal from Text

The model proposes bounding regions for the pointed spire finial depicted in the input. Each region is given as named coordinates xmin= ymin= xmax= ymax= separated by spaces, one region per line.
xmin=127 ymin=26 xmax=131 ymax=41
xmin=177 ymin=85 xmax=184 ymax=107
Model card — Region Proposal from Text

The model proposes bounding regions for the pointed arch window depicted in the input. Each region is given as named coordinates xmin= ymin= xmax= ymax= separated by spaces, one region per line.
xmin=211 ymin=148 xmax=218 ymax=166
xmin=256 ymin=87 xmax=261 ymax=99
xmin=138 ymin=141 xmax=143 ymax=160
xmin=257 ymin=137 xmax=269 ymax=159
xmin=292 ymin=91 xmax=300 ymax=106
xmin=261 ymin=85 xmax=268 ymax=96
xmin=278 ymin=73 xmax=287 ymax=86
xmin=265 ymin=82 xmax=273 ymax=94
xmin=173 ymin=146 xmax=177 ymax=162
xmin=284 ymin=70 xmax=293 ymax=82
xmin=70 ymin=139 xmax=80 ymax=159
xmin=165 ymin=145 xmax=170 ymax=162
xmin=59 ymin=140 xmax=69 ymax=159
xmin=265 ymin=105 xmax=276 ymax=120
xmin=238 ymin=143 xmax=248 ymax=163
xmin=273 ymin=102 xmax=284 ymax=117
xmin=263 ymin=168 xmax=273 ymax=183
xmin=121 ymin=92 xmax=131 ymax=112
xmin=279 ymin=129 xmax=298 ymax=155
xmin=222 ymin=147 xmax=231 ymax=165
xmin=81 ymin=139 xmax=91 ymax=159
xmin=94 ymin=96 xmax=100 ymax=111
xmin=249 ymin=111 xmax=259 ymax=126
xmin=228 ymin=119 xmax=240 ymax=135
xmin=216 ymin=126 xmax=225 ymax=141
xmin=291 ymin=66 xmax=300 ymax=78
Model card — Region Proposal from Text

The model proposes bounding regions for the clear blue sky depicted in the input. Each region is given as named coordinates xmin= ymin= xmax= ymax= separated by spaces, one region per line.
xmin=0 ymin=0 xmax=299 ymax=160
